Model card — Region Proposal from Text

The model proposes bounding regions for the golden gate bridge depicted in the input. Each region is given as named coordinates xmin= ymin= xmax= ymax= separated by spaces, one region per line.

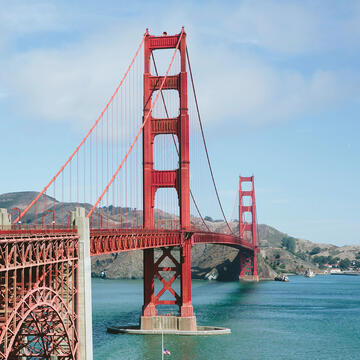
xmin=0 ymin=28 xmax=258 ymax=359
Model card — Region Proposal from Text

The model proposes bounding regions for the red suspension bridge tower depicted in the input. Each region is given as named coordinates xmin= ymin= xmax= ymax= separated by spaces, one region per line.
xmin=141 ymin=28 xmax=196 ymax=330
xmin=239 ymin=176 xmax=259 ymax=281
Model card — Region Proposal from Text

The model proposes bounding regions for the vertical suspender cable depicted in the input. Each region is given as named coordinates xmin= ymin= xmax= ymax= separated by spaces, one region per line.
xmin=13 ymin=36 xmax=145 ymax=224
xmin=186 ymin=46 xmax=234 ymax=236
xmin=87 ymin=30 xmax=184 ymax=218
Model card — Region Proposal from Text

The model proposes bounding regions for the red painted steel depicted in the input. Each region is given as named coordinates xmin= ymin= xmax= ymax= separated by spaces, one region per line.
xmin=191 ymin=231 xmax=254 ymax=250
xmin=154 ymin=248 xmax=181 ymax=307
xmin=142 ymin=28 xmax=193 ymax=317
xmin=151 ymin=116 xmax=178 ymax=135
xmin=239 ymin=176 xmax=258 ymax=279
xmin=89 ymin=229 xmax=255 ymax=255
xmin=0 ymin=232 xmax=79 ymax=359
xmin=90 ymin=229 xmax=182 ymax=255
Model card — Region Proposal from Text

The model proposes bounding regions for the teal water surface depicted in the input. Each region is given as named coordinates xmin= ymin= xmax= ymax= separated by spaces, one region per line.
xmin=92 ymin=275 xmax=360 ymax=359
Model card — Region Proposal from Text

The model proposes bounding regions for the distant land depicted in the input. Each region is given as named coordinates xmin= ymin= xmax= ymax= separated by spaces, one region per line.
xmin=1 ymin=191 xmax=359 ymax=280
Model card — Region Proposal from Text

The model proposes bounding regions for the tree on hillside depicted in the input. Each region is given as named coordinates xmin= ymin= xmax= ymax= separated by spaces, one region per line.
xmin=339 ymin=258 xmax=351 ymax=270
xmin=313 ymin=255 xmax=339 ymax=267
xmin=328 ymin=257 xmax=338 ymax=265
xmin=281 ymin=236 xmax=296 ymax=253
xmin=310 ymin=247 xmax=321 ymax=256
xmin=204 ymin=216 xmax=213 ymax=222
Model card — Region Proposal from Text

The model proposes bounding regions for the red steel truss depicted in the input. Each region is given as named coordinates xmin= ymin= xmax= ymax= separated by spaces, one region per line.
xmin=0 ymin=232 xmax=79 ymax=359
xmin=90 ymin=229 xmax=181 ymax=255
xmin=90 ymin=229 xmax=255 ymax=255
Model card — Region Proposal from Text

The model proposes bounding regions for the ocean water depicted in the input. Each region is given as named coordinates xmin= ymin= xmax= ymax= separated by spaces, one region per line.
xmin=92 ymin=275 xmax=360 ymax=360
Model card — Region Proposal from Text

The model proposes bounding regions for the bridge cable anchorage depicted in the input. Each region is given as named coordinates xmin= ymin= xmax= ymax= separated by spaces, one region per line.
xmin=186 ymin=46 xmax=234 ymax=236
xmin=87 ymin=29 xmax=185 ymax=218
xmin=150 ymin=53 xmax=211 ymax=232
xmin=13 ymin=35 xmax=146 ymax=225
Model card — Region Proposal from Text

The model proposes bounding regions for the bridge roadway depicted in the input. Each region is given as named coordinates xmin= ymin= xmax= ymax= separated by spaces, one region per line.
xmin=0 ymin=227 xmax=255 ymax=260
xmin=90 ymin=228 xmax=255 ymax=255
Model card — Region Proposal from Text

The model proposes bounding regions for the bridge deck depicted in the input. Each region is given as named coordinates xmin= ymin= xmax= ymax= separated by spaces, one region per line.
xmin=0 ymin=228 xmax=255 ymax=257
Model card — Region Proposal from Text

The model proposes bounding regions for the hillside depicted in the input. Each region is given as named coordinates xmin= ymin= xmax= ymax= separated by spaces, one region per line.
xmin=1 ymin=191 xmax=359 ymax=280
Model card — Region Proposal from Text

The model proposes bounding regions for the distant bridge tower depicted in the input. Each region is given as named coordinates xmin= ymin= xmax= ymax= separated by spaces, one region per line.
xmin=239 ymin=176 xmax=259 ymax=281
xmin=141 ymin=28 xmax=196 ymax=330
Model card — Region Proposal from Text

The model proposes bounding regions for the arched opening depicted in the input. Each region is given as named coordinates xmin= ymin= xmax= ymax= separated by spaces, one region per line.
xmin=9 ymin=304 xmax=74 ymax=359
xmin=4 ymin=288 xmax=77 ymax=360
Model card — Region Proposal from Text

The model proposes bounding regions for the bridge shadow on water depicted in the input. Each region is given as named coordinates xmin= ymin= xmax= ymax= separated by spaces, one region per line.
xmin=194 ymin=280 xmax=258 ymax=320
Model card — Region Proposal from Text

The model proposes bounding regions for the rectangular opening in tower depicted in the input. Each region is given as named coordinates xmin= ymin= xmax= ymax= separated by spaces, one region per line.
xmin=154 ymin=188 xmax=180 ymax=230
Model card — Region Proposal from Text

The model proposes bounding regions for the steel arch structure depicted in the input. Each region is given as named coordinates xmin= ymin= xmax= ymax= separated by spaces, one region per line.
xmin=0 ymin=232 xmax=79 ymax=359
xmin=4 ymin=288 xmax=77 ymax=359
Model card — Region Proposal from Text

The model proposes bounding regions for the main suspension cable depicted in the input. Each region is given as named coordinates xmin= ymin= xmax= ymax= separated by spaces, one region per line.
xmin=14 ymin=35 xmax=146 ymax=224
xmin=88 ymin=30 xmax=184 ymax=218
xmin=186 ymin=46 xmax=234 ymax=236
xmin=151 ymin=53 xmax=210 ymax=232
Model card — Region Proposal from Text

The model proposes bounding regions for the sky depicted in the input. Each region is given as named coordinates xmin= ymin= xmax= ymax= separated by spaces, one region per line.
xmin=0 ymin=0 xmax=359 ymax=246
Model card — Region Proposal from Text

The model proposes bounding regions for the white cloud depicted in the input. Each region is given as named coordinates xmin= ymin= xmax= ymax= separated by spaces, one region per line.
xmin=192 ymin=46 xmax=360 ymax=128
xmin=225 ymin=1 xmax=320 ymax=54
xmin=0 ymin=1 xmax=78 ymax=51
xmin=5 ymin=26 xmax=143 ymax=132
xmin=218 ymin=0 xmax=360 ymax=54
xmin=0 ymin=2 xmax=63 ymax=34
xmin=2 ymin=0 xmax=360 ymax=134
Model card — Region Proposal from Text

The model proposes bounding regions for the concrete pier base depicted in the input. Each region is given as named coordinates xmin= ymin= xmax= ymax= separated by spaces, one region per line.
xmin=239 ymin=274 xmax=259 ymax=282
xmin=108 ymin=325 xmax=230 ymax=336
xmin=74 ymin=207 xmax=93 ymax=360
xmin=140 ymin=315 xmax=197 ymax=331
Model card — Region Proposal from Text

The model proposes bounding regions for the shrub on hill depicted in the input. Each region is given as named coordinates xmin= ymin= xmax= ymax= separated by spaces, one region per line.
xmin=281 ymin=236 xmax=296 ymax=253
xmin=309 ymin=247 xmax=321 ymax=255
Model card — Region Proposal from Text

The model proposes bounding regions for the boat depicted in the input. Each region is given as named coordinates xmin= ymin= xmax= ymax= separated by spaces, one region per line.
xmin=304 ymin=268 xmax=315 ymax=278
xmin=274 ymin=274 xmax=289 ymax=282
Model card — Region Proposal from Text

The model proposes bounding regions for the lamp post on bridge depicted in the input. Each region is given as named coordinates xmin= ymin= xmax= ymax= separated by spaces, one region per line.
xmin=42 ymin=209 xmax=55 ymax=229
xmin=11 ymin=207 xmax=22 ymax=229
